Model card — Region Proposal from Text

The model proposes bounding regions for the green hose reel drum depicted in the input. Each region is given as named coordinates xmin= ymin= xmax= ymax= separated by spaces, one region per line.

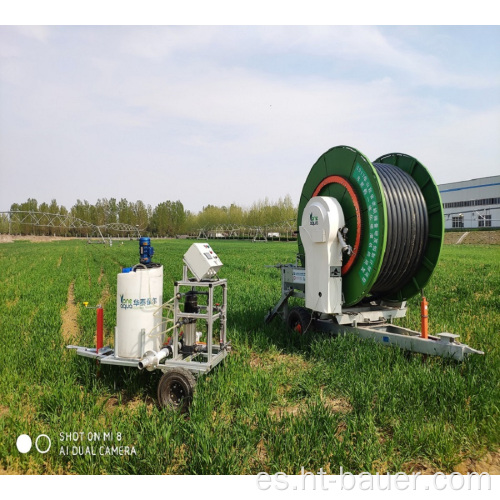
xmin=297 ymin=145 xmax=444 ymax=306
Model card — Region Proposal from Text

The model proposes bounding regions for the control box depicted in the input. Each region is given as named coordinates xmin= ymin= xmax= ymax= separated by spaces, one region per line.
xmin=183 ymin=243 xmax=223 ymax=280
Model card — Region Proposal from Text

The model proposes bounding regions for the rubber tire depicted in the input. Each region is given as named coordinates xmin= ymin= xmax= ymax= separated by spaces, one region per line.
xmin=287 ymin=306 xmax=312 ymax=335
xmin=157 ymin=368 xmax=196 ymax=413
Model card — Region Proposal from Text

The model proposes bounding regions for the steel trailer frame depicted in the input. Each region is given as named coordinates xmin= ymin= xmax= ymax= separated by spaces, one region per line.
xmin=265 ymin=264 xmax=483 ymax=361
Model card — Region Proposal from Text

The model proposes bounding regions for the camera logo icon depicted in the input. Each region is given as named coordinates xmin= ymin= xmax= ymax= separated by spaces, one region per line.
xmin=16 ymin=434 xmax=51 ymax=454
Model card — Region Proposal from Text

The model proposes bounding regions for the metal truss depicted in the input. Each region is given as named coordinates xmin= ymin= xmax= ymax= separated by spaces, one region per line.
xmin=193 ymin=219 xmax=297 ymax=241
xmin=101 ymin=222 xmax=142 ymax=236
xmin=0 ymin=211 xmax=142 ymax=243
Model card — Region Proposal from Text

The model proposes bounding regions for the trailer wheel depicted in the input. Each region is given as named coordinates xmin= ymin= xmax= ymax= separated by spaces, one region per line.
xmin=157 ymin=368 xmax=196 ymax=412
xmin=287 ymin=306 xmax=312 ymax=335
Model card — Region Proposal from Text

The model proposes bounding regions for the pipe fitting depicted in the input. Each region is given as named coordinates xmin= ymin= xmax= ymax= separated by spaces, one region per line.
xmin=138 ymin=348 xmax=169 ymax=371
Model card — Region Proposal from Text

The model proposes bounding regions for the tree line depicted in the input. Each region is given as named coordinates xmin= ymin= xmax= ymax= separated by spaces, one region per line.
xmin=1 ymin=195 xmax=297 ymax=238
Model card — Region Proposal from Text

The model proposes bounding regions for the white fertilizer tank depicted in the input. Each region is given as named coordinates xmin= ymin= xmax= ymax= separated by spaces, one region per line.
xmin=115 ymin=265 xmax=164 ymax=359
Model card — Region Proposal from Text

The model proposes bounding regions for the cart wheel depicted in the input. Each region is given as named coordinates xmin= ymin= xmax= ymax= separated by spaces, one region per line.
xmin=157 ymin=368 xmax=196 ymax=412
xmin=287 ymin=306 xmax=312 ymax=335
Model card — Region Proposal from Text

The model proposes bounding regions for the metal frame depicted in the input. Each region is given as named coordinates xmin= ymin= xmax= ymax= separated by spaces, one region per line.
xmin=265 ymin=264 xmax=483 ymax=361
xmin=68 ymin=267 xmax=230 ymax=376
xmin=169 ymin=267 xmax=229 ymax=374
xmin=313 ymin=319 xmax=483 ymax=361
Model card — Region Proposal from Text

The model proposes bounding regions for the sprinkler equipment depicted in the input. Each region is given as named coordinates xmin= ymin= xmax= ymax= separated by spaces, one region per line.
xmin=265 ymin=145 xmax=483 ymax=360
xmin=68 ymin=241 xmax=229 ymax=412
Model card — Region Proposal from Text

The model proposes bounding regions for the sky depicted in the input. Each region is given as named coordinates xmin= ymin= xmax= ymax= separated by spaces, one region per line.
xmin=1 ymin=20 xmax=499 ymax=214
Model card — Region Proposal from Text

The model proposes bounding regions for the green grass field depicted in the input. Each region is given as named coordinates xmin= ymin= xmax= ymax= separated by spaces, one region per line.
xmin=0 ymin=239 xmax=499 ymax=474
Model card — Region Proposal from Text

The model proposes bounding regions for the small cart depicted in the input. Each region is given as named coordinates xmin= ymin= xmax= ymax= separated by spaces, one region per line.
xmin=68 ymin=242 xmax=230 ymax=412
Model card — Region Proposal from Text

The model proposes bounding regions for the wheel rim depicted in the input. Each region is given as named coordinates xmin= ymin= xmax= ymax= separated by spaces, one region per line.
xmin=169 ymin=381 xmax=186 ymax=406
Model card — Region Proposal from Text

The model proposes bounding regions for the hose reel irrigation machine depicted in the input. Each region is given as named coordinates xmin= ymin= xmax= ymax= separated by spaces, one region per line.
xmin=68 ymin=239 xmax=229 ymax=412
xmin=265 ymin=145 xmax=483 ymax=360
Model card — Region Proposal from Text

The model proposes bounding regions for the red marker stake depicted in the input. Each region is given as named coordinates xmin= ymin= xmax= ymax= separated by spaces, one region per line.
xmin=421 ymin=296 xmax=428 ymax=339
xmin=96 ymin=306 xmax=103 ymax=353
xmin=96 ymin=306 xmax=103 ymax=377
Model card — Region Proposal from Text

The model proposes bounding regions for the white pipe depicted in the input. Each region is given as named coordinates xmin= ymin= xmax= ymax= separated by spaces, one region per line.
xmin=138 ymin=348 xmax=169 ymax=370
xmin=138 ymin=341 xmax=182 ymax=370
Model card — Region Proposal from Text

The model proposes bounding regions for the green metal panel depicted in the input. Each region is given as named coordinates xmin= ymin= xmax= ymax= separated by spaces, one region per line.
xmin=374 ymin=152 xmax=444 ymax=303
xmin=298 ymin=145 xmax=388 ymax=306
xmin=298 ymin=146 xmax=444 ymax=307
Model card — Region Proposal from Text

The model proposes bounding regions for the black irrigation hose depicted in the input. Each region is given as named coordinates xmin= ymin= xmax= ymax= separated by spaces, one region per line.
xmin=370 ymin=163 xmax=429 ymax=295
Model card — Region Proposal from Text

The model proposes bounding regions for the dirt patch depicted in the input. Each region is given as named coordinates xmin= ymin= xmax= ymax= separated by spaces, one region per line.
xmin=165 ymin=444 xmax=189 ymax=474
xmin=104 ymin=396 xmax=120 ymax=413
xmin=444 ymin=231 xmax=500 ymax=245
xmin=0 ymin=456 xmax=43 ymax=474
xmin=5 ymin=297 xmax=19 ymax=309
xmin=256 ymin=438 xmax=268 ymax=463
xmin=444 ymin=232 xmax=463 ymax=245
xmin=0 ymin=235 xmax=78 ymax=244
xmin=0 ymin=234 xmax=14 ymax=243
xmin=402 ymin=449 xmax=500 ymax=475
xmin=248 ymin=438 xmax=269 ymax=470
xmin=271 ymin=390 xmax=352 ymax=420
xmin=61 ymin=281 xmax=79 ymax=342
xmin=101 ymin=394 xmax=155 ymax=414
xmin=270 ymin=403 xmax=303 ymax=419
xmin=454 ymin=451 xmax=500 ymax=475
xmin=465 ymin=231 xmax=500 ymax=245
xmin=0 ymin=457 xmax=74 ymax=475
xmin=98 ymin=276 xmax=113 ymax=345
xmin=321 ymin=393 xmax=352 ymax=414
xmin=100 ymin=285 xmax=111 ymax=307
xmin=401 ymin=460 xmax=439 ymax=475
xmin=249 ymin=351 xmax=311 ymax=372
xmin=335 ymin=421 xmax=348 ymax=442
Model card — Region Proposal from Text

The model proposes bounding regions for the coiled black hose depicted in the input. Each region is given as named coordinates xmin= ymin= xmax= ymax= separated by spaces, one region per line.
xmin=370 ymin=163 xmax=428 ymax=295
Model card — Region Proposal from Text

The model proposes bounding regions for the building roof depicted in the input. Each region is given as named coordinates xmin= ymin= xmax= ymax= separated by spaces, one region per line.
xmin=438 ymin=175 xmax=500 ymax=193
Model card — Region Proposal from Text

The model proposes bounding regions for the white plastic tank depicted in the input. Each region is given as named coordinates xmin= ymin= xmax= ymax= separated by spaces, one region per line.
xmin=115 ymin=265 xmax=164 ymax=359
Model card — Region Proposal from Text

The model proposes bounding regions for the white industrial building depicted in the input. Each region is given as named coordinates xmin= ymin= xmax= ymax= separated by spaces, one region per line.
xmin=438 ymin=175 xmax=500 ymax=230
